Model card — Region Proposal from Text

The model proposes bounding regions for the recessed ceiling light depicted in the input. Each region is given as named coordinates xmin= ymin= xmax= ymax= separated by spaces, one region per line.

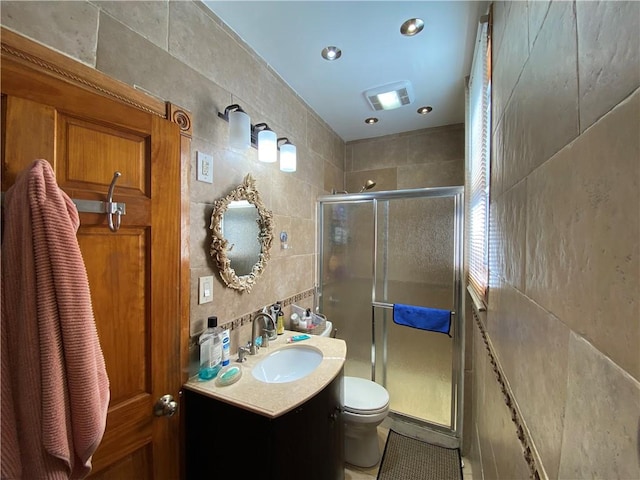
xmin=400 ymin=18 xmax=425 ymax=37
xmin=321 ymin=46 xmax=342 ymax=61
xmin=365 ymin=117 xmax=379 ymax=124
xmin=417 ymin=106 xmax=433 ymax=114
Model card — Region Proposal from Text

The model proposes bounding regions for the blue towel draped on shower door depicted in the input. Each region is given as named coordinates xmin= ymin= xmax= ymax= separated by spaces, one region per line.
xmin=392 ymin=304 xmax=452 ymax=336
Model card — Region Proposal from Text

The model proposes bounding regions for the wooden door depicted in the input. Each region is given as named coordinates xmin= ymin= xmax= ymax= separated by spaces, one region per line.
xmin=1 ymin=29 xmax=190 ymax=479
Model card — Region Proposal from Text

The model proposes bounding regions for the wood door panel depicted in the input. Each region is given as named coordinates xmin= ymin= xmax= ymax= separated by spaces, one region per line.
xmin=60 ymin=115 xmax=149 ymax=195
xmin=1 ymin=95 xmax=56 ymax=188
xmin=90 ymin=445 xmax=152 ymax=480
xmin=93 ymin=393 xmax=153 ymax=473
xmin=77 ymin=228 xmax=149 ymax=404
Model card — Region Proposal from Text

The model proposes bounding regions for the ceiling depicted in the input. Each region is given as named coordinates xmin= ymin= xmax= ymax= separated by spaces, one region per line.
xmin=203 ymin=1 xmax=488 ymax=142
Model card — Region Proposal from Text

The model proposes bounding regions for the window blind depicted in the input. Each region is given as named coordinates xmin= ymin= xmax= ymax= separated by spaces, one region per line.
xmin=466 ymin=16 xmax=491 ymax=306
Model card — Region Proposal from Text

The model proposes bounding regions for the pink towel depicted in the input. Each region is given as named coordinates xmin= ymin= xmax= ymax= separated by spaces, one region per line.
xmin=1 ymin=159 xmax=110 ymax=479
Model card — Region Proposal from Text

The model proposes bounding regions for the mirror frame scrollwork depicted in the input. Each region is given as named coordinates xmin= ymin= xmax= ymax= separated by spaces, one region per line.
xmin=210 ymin=173 xmax=274 ymax=292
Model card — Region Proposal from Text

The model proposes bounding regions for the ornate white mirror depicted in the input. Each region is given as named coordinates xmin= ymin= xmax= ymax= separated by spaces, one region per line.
xmin=210 ymin=174 xmax=273 ymax=292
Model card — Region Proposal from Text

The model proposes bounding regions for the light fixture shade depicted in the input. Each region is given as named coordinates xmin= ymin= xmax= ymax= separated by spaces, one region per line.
xmin=229 ymin=108 xmax=251 ymax=150
xmin=258 ymin=128 xmax=277 ymax=163
xmin=279 ymin=142 xmax=296 ymax=172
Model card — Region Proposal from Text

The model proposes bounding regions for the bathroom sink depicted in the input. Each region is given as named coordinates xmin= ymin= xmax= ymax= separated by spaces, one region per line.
xmin=252 ymin=345 xmax=323 ymax=383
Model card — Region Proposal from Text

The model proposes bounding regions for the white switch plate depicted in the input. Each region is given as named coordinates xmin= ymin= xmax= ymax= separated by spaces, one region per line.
xmin=198 ymin=275 xmax=214 ymax=304
xmin=196 ymin=151 xmax=213 ymax=183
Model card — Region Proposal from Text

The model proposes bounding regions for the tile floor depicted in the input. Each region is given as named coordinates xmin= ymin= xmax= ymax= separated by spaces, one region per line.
xmin=344 ymin=426 xmax=473 ymax=480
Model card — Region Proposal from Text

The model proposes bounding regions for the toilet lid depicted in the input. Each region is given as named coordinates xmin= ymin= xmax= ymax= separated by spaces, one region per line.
xmin=344 ymin=376 xmax=389 ymax=414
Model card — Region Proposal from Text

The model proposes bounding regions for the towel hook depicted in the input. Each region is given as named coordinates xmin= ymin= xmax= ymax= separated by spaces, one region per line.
xmin=106 ymin=171 xmax=123 ymax=232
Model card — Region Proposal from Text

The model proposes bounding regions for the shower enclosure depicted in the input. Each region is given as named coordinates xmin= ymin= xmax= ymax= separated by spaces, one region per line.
xmin=316 ymin=186 xmax=464 ymax=444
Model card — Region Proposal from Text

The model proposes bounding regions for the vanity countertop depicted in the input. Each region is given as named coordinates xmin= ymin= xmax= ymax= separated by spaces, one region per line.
xmin=183 ymin=331 xmax=346 ymax=418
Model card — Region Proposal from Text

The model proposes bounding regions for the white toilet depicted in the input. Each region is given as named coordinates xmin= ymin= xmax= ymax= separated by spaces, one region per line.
xmin=342 ymin=376 xmax=390 ymax=468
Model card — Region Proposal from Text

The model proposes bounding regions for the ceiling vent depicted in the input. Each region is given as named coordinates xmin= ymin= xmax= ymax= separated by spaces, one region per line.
xmin=364 ymin=81 xmax=414 ymax=111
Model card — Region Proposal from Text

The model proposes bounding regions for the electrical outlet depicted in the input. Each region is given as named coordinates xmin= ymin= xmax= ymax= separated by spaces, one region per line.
xmin=196 ymin=151 xmax=213 ymax=183
xmin=198 ymin=275 xmax=214 ymax=304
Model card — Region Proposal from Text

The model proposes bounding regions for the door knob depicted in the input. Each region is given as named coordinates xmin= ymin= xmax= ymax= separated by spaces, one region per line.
xmin=153 ymin=394 xmax=178 ymax=417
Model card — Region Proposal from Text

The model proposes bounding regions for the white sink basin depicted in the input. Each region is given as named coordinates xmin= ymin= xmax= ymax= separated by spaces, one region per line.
xmin=252 ymin=345 xmax=323 ymax=383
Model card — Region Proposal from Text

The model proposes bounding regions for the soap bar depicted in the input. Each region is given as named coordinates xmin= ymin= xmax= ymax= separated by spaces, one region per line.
xmin=215 ymin=364 xmax=242 ymax=387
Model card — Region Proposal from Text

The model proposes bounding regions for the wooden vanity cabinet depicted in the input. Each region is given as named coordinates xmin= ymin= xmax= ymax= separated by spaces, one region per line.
xmin=183 ymin=369 xmax=344 ymax=480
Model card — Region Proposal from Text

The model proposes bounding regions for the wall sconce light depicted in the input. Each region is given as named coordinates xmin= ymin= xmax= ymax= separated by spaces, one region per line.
xmin=254 ymin=123 xmax=277 ymax=163
xmin=218 ymin=104 xmax=251 ymax=150
xmin=278 ymin=138 xmax=296 ymax=173
xmin=218 ymin=103 xmax=296 ymax=173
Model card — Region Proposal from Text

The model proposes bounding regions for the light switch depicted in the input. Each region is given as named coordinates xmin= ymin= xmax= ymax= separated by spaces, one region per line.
xmin=196 ymin=151 xmax=213 ymax=183
xmin=198 ymin=275 xmax=214 ymax=304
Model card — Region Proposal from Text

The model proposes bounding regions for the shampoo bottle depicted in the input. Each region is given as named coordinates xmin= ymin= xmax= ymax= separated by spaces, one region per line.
xmin=198 ymin=316 xmax=222 ymax=380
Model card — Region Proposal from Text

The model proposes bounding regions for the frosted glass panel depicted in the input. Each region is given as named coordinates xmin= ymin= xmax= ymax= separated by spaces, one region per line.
xmin=318 ymin=190 xmax=461 ymax=431
xmin=320 ymin=202 xmax=373 ymax=379
xmin=375 ymin=196 xmax=455 ymax=427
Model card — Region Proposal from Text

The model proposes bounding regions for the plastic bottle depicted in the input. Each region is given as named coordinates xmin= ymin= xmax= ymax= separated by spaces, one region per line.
xmin=303 ymin=308 xmax=313 ymax=326
xmin=198 ymin=316 xmax=222 ymax=380
xmin=276 ymin=309 xmax=285 ymax=335
xmin=220 ymin=328 xmax=230 ymax=366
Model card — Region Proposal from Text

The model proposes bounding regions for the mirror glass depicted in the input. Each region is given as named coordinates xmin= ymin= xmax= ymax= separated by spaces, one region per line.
xmin=210 ymin=174 xmax=273 ymax=292
xmin=222 ymin=200 xmax=261 ymax=276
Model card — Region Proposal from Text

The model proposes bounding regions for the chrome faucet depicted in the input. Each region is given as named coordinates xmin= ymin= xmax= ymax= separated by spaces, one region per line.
xmin=250 ymin=312 xmax=274 ymax=355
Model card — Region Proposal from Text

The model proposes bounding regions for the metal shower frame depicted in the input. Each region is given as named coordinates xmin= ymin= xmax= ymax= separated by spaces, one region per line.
xmin=316 ymin=185 xmax=465 ymax=444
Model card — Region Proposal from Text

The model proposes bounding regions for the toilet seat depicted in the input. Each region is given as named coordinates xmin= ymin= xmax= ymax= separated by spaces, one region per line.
xmin=344 ymin=376 xmax=389 ymax=415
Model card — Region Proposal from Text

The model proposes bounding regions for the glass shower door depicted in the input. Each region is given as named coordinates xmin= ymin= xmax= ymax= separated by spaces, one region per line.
xmin=373 ymin=195 xmax=458 ymax=428
xmin=319 ymin=200 xmax=375 ymax=380
xmin=317 ymin=187 xmax=463 ymax=437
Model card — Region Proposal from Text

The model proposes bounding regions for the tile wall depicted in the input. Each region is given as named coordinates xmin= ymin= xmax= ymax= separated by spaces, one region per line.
xmin=470 ymin=1 xmax=640 ymax=478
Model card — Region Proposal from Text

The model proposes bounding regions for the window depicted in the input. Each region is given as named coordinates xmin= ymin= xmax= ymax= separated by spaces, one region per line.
xmin=466 ymin=13 xmax=491 ymax=308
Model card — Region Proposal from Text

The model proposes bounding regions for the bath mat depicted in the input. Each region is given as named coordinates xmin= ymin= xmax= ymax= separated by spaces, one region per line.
xmin=377 ymin=429 xmax=463 ymax=480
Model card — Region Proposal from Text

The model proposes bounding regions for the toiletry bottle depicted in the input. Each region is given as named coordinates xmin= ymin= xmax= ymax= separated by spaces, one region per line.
xmin=198 ymin=316 xmax=222 ymax=380
xmin=276 ymin=309 xmax=285 ymax=335
xmin=302 ymin=308 xmax=313 ymax=330
xmin=220 ymin=328 xmax=230 ymax=366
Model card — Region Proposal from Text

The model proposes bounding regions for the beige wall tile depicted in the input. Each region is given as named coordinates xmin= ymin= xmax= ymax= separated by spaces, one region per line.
xmin=167 ymin=2 xmax=260 ymax=111
xmin=490 ymin=1 xmax=512 ymax=77
xmin=496 ymin=181 xmax=526 ymax=290
xmin=527 ymin=0 xmax=551 ymax=52
xmin=307 ymin=113 xmax=336 ymax=160
xmin=397 ymin=161 xmax=464 ymax=189
xmin=490 ymin=116 xmax=505 ymax=198
xmin=405 ymin=124 xmax=465 ymax=165
xmin=482 ymin=351 xmax=531 ymax=480
xmin=576 ymin=1 xmax=640 ymax=132
xmin=526 ymin=89 xmax=640 ymax=380
xmin=96 ymin=12 xmax=230 ymax=144
xmin=491 ymin=1 xmax=529 ymax=128
xmin=1 ymin=1 xmax=99 ymax=66
xmin=494 ymin=286 xmax=571 ymax=479
xmin=558 ymin=334 xmax=640 ymax=479
xmin=189 ymin=200 xmax=214 ymax=271
xmin=501 ymin=0 xmax=579 ymax=191
xmin=285 ymin=143 xmax=318 ymax=191
xmin=324 ymin=159 xmax=344 ymax=194
xmin=93 ymin=0 xmax=168 ymax=50
xmin=348 ymin=134 xmax=407 ymax=171
xmin=345 ymin=168 xmax=396 ymax=194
